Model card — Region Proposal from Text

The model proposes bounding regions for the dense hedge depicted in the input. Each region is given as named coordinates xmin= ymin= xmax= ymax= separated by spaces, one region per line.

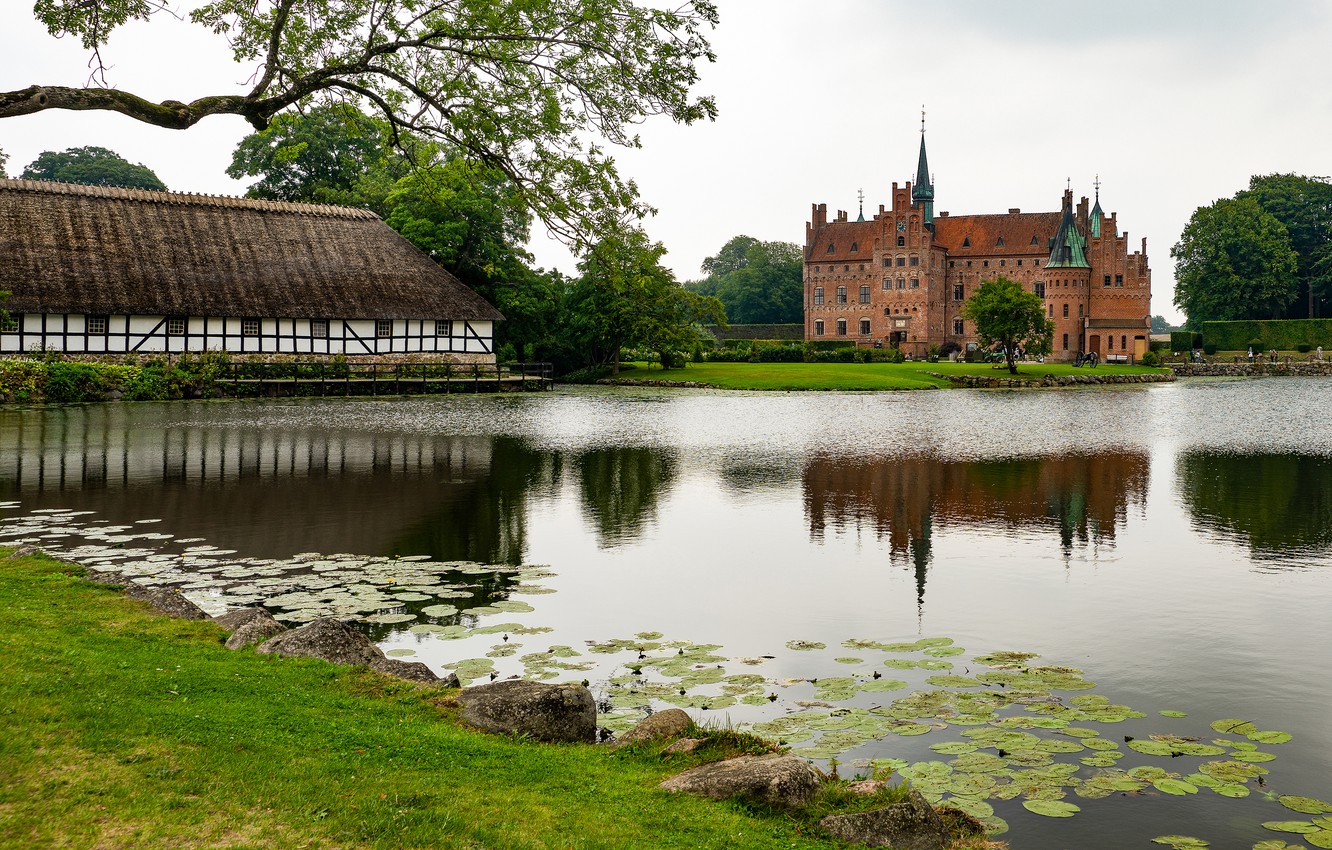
xmin=1170 ymin=331 xmax=1201 ymax=352
xmin=0 ymin=351 xmax=233 ymax=404
xmin=1201 ymin=319 xmax=1332 ymax=351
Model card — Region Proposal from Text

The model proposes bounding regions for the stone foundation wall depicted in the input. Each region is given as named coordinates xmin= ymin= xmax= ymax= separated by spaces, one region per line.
xmin=1168 ymin=362 xmax=1332 ymax=378
xmin=927 ymin=372 xmax=1174 ymax=389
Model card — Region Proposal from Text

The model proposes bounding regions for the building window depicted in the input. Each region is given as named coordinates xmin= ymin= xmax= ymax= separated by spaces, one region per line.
xmin=1116 ymin=274 xmax=1124 ymax=287
xmin=836 ymin=319 xmax=847 ymax=336
xmin=1 ymin=313 xmax=20 ymax=333
xmin=897 ymin=236 xmax=905 ymax=247
xmin=1108 ymin=335 xmax=1115 ymax=350
xmin=962 ymin=237 xmax=971 ymax=248
xmin=86 ymin=315 xmax=108 ymax=335
xmin=897 ymin=279 xmax=906 ymax=290
xmin=434 ymin=320 xmax=452 ymax=336
xmin=953 ymin=284 xmax=964 ymax=301
xmin=999 ymin=259 xmax=1006 ymax=267
xmin=814 ymin=319 xmax=824 ymax=336
xmin=242 ymin=318 xmax=260 ymax=337
xmin=997 ymin=236 xmax=1006 ymax=247
xmin=1049 ymin=304 xmax=1054 ymax=317
xmin=1018 ymin=259 xmax=1024 ymax=266
xmin=844 ymin=265 xmax=850 ymax=272
xmin=312 ymin=319 xmax=329 ymax=338
xmin=376 ymin=320 xmax=392 ymax=338
xmin=1035 ymin=282 xmax=1045 ymax=297
xmin=910 ymin=278 xmax=919 ymax=289
xmin=896 ymin=256 xmax=906 ymax=266
xmin=953 ymin=318 xmax=964 ymax=335
xmin=1078 ymin=304 xmax=1084 ymax=318
xmin=1062 ymin=303 xmax=1069 ymax=319
xmin=1122 ymin=334 xmax=1128 ymax=349
xmin=850 ymin=242 xmax=859 ymax=252
xmin=166 ymin=317 xmax=186 ymax=336
xmin=859 ymin=264 xmax=865 ymax=271
xmin=859 ymin=318 xmax=871 ymax=335
xmin=836 ymin=286 xmax=847 ymax=304
xmin=882 ymin=258 xmax=891 ymax=267
xmin=983 ymin=260 xmax=989 ymax=268
xmin=859 ymin=285 xmax=871 ymax=304
xmin=827 ymin=243 xmax=835 ymax=253
xmin=813 ymin=287 xmax=824 ymax=305
xmin=1104 ymin=274 xmax=1112 ymax=287
xmin=1062 ymin=333 xmax=1069 ymax=351
xmin=910 ymin=256 xmax=919 ymax=267
xmin=882 ymin=280 xmax=891 ymax=291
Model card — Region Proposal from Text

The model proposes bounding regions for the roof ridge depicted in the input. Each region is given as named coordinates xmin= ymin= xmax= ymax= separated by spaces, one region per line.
xmin=0 ymin=177 xmax=378 ymax=220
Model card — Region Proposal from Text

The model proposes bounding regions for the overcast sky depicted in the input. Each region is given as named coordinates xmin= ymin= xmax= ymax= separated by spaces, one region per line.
xmin=3 ymin=1 xmax=1330 ymax=324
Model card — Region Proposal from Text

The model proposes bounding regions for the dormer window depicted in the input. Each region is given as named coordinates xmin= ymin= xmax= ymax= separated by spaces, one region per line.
xmin=996 ymin=236 xmax=1005 ymax=247
xmin=827 ymin=243 xmax=835 ymax=253
xmin=962 ymin=236 xmax=971 ymax=248
xmin=1031 ymin=234 xmax=1040 ymax=246
xmin=850 ymin=242 xmax=859 ymax=252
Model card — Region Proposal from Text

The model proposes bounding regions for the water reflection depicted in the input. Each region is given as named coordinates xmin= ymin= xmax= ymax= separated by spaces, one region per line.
xmin=1177 ymin=451 xmax=1332 ymax=561
xmin=804 ymin=452 xmax=1150 ymax=599
xmin=575 ymin=447 xmax=677 ymax=547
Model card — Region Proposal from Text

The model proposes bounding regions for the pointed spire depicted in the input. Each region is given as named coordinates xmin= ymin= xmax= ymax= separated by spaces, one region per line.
xmin=857 ymin=188 xmax=865 ymax=222
xmin=1047 ymin=190 xmax=1090 ymax=268
xmin=1090 ymin=175 xmax=1104 ymax=238
xmin=911 ymin=107 xmax=934 ymax=226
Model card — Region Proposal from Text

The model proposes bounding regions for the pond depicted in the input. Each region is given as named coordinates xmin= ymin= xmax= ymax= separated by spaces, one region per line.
xmin=3 ymin=379 xmax=1331 ymax=849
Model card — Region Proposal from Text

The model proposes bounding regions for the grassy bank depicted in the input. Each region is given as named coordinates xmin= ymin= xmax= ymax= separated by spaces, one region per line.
xmin=600 ymin=361 xmax=1168 ymax=391
xmin=0 ymin=550 xmax=999 ymax=850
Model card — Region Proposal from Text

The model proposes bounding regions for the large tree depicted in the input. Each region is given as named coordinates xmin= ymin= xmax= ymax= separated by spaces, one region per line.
xmin=686 ymin=235 xmax=803 ymax=325
xmin=961 ymin=277 xmax=1054 ymax=375
xmin=1171 ymin=196 xmax=1299 ymax=328
xmin=1238 ymin=173 xmax=1332 ymax=318
xmin=21 ymin=146 xmax=166 ymax=190
xmin=567 ymin=227 xmax=723 ymax=373
xmin=0 ymin=146 xmax=8 ymax=178
xmin=5 ymin=0 xmax=718 ymax=243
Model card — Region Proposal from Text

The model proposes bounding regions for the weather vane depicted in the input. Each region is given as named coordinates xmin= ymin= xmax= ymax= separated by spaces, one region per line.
xmin=1094 ymin=174 xmax=1101 ymax=200
xmin=921 ymin=105 xmax=926 ymax=134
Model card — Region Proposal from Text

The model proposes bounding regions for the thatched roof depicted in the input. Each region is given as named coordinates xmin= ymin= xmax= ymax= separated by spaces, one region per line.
xmin=0 ymin=178 xmax=503 ymax=322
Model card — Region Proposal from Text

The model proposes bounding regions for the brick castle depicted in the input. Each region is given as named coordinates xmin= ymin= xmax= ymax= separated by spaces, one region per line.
xmin=803 ymin=130 xmax=1151 ymax=362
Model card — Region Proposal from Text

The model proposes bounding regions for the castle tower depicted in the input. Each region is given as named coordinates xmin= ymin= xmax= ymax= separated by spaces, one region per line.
xmin=1045 ymin=188 xmax=1092 ymax=360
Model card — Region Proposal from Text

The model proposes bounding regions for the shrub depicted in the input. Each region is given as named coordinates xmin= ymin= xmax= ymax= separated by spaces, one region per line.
xmin=1203 ymin=343 xmax=1218 ymax=355
xmin=886 ymin=347 xmax=905 ymax=363
xmin=1202 ymin=319 xmax=1332 ymax=351
xmin=1297 ymin=343 xmax=1313 ymax=353
xmin=754 ymin=343 xmax=803 ymax=362
xmin=1140 ymin=350 xmax=1162 ymax=367
xmin=1170 ymin=331 xmax=1200 ymax=352
xmin=1248 ymin=337 xmax=1265 ymax=352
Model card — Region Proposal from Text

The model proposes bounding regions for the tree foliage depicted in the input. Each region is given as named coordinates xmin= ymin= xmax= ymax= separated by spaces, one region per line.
xmin=1171 ymin=197 xmax=1299 ymax=328
xmin=20 ymin=146 xmax=166 ymax=190
xmin=0 ymin=146 xmax=8 ymax=178
xmin=960 ymin=277 xmax=1054 ymax=375
xmin=567 ymin=228 xmax=724 ymax=373
xmin=686 ymin=235 xmax=803 ymax=325
xmin=1238 ymin=173 xmax=1332 ymax=317
xmin=9 ymin=0 xmax=719 ymax=244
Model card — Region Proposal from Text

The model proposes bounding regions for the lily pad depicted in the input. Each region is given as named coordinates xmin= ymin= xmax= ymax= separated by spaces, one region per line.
xmin=1251 ymin=731 xmax=1294 ymax=745
xmin=1154 ymin=778 xmax=1199 ymax=796
xmin=1307 ymin=831 xmax=1332 ymax=849
xmin=1022 ymin=799 xmax=1080 ymax=818
xmin=1151 ymin=838 xmax=1209 ymax=848
xmin=1264 ymin=823 xmax=1321 ymax=835
xmin=1160 ymin=710 xmax=1189 ymax=718
xmin=1212 ymin=718 xmax=1259 ymax=736
xmin=786 ymin=640 xmax=825 ymax=651
xmin=1282 ymin=798 xmax=1332 ymax=815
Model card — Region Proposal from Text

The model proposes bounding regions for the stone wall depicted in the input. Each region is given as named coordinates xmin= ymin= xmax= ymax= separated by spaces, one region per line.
xmin=927 ymin=372 xmax=1174 ymax=389
xmin=1168 ymin=361 xmax=1332 ymax=378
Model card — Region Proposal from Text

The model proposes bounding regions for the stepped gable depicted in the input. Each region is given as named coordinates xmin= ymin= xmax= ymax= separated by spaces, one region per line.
xmin=0 ymin=178 xmax=503 ymax=322
xmin=810 ymin=218 xmax=879 ymax=262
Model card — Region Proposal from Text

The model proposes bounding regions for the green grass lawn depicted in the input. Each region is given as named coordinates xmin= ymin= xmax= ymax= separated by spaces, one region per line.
xmin=0 ymin=551 xmax=859 ymax=850
xmin=602 ymin=360 xmax=1168 ymax=391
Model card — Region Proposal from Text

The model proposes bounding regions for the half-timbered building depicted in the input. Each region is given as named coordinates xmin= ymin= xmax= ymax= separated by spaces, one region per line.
xmin=0 ymin=178 xmax=502 ymax=360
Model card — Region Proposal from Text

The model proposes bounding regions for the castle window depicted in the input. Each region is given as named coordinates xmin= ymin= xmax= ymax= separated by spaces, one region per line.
xmin=1116 ymin=274 xmax=1124 ymax=287
xmin=836 ymin=319 xmax=847 ymax=336
xmin=953 ymin=318 xmax=964 ymax=335
xmin=882 ymin=280 xmax=891 ymax=291
xmin=1078 ymin=304 xmax=1084 ymax=318
xmin=910 ymin=278 xmax=919 ymax=289
xmin=897 ymin=278 xmax=906 ymax=290
xmin=999 ymin=260 xmax=1006 ymax=267
xmin=860 ymin=318 xmax=871 ymax=335
xmin=1049 ymin=303 xmax=1054 ymax=317
xmin=1035 ymin=260 xmax=1041 ymax=266
xmin=1122 ymin=334 xmax=1128 ymax=349
xmin=1062 ymin=333 xmax=1069 ymax=351
xmin=167 ymin=317 xmax=186 ymax=336
xmin=1018 ymin=259 xmax=1024 ymax=266
xmin=814 ymin=287 xmax=824 ymax=305
xmin=883 ymin=258 xmax=891 ymax=267
xmin=242 ymin=318 xmax=260 ymax=337
xmin=814 ymin=319 xmax=824 ymax=336
xmin=962 ymin=237 xmax=971 ymax=248
xmin=859 ymin=264 xmax=865 ymax=271
xmin=953 ymin=284 xmax=964 ymax=301
xmin=313 ymin=319 xmax=330 ymax=338
xmin=909 ymin=256 xmax=919 ymax=267
xmin=1031 ymin=234 xmax=1040 ymax=246
xmin=1104 ymin=274 xmax=1112 ymax=287
xmin=851 ymin=242 xmax=859 ymax=252
xmin=896 ymin=256 xmax=906 ymax=267
xmin=836 ymin=286 xmax=847 ymax=304
xmin=1063 ymin=304 xmax=1069 ymax=318
xmin=86 ymin=315 xmax=108 ymax=335
xmin=983 ymin=260 xmax=989 ymax=268
xmin=897 ymin=236 xmax=905 ymax=247
xmin=996 ymin=236 xmax=1005 ymax=247
xmin=949 ymin=260 xmax=955 ymax=268
xmin=376 ymin=320 xmax=392 ymax=338
xmin=1034 ymin=282 xmax=1045 ymax=297
xmin=815 ymin=266 xmax=820 ymax=272
xmin=844 ymin=265 xmax=850 ymax=272
xmin=860 ymin=285 xmax=871 ymax=304
xmin=827 ymin=243 xmax=835 ymax=253
xmin=966 ymin=260 xmax=972 ymax=267
xmin=1108 ymin=335 xmax=1115 ymax=351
